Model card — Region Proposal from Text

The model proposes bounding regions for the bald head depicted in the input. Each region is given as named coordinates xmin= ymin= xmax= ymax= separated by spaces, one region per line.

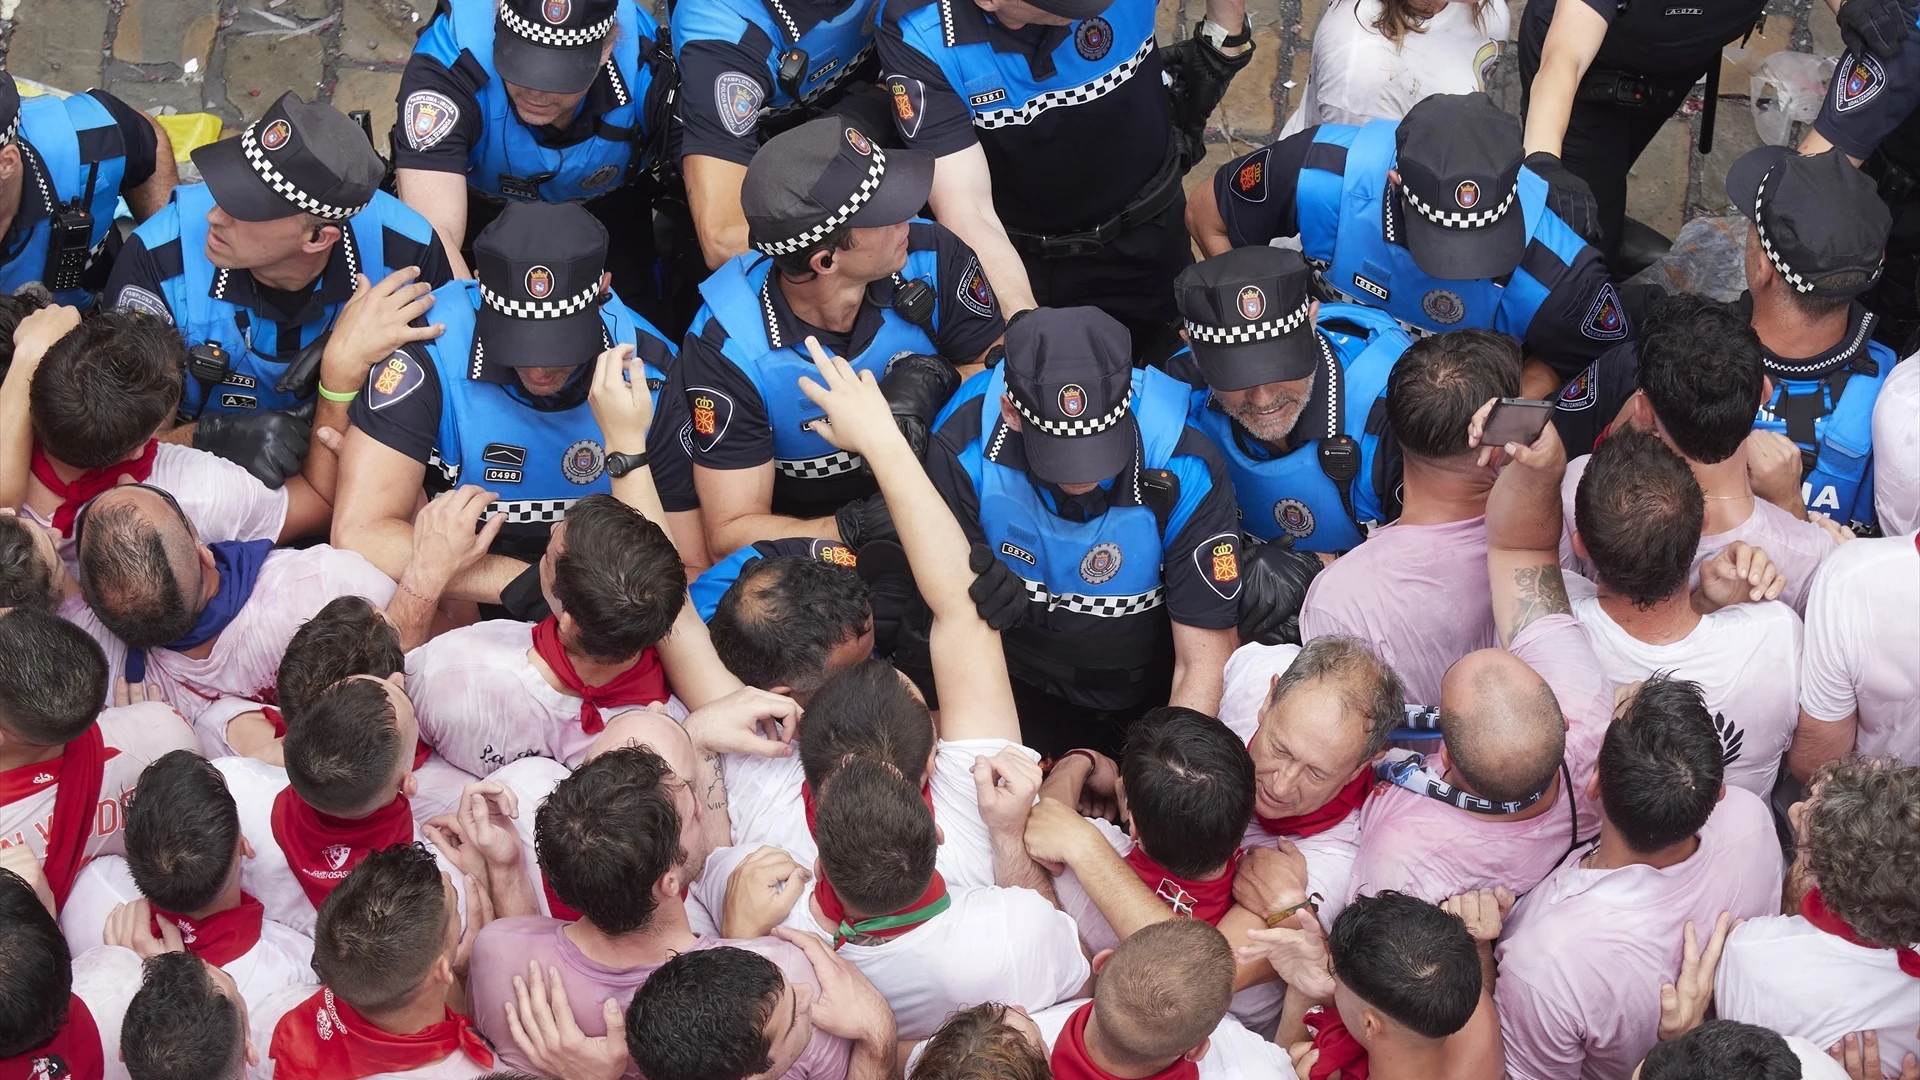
xmin=1092 ymin=920 xmax=1234 ymax=1067
xmin=1439 ymin=649 xmax=1566 ymax=803
xmin=76 ymin=485 xmax=205 ymax=650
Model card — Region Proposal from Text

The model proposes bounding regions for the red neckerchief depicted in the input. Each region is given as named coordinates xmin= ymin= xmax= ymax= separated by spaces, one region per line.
xmin=262 ymin=706 xmax=432 ymax=770
xmin=800 ymin=778 xmax=936 ymax=837
xmin=0 ymin=994 xmax=105 ymax=1080
xmin=1049 ymin=1001 xmax=1198 ymax=1080
xmin=813 ymin=870 xmax=951 ymax=949
xmin=152 ymin=893 xmax=266 ymax=968
xmin=30 ymin=440 xmax=159 ymax=537
xmin=0 ymin=725 xmax=114 ymax=912
xmin=1123 ymin=846 xmax=1241 ymax=925
xmin=269 ymin=987 xmax=494 ymax=1080
xmin=543 ymin=879 xmax=582 ymax=922
xmin=529 ymin=616 xmax=667 ymax=735
xmin=269 ymin=787 xmax=414 ymax=910
xmin=1801 ymin=886 xmax=1920 ymax=977
xmin=1254 ymin=769 xmax=1369 ymax=839
xmin=1303 ymin=1005 xmax=1369 ymax=1080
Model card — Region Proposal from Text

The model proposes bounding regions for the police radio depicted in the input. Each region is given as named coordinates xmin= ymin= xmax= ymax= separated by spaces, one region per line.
xmin=891 ymin=277 xmax=937 ymax=332
xmin=777 ymin=48 xmax=810 ymax=103
xmin=187 ymin=342 xmax=234 ymax=388
xmin=43 ymin=198 xmax=96 ymax=293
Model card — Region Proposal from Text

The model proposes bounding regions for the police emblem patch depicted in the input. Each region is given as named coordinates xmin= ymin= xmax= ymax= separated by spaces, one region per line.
xmin=1455 ymin=180 xmax=1479 ymax=209
xmin=1196 ymin=532 xmax=1242 ymax=600
xmin=1836 ymin=53 xmax=1885 ymax=113
xmin=1074 ymin=17 xmax=1113 ymax=60
xmin=1080 ymin=541 xmax=1122 ymax=584
xmin=562 ymin=439 xmax=606 ymax=485
xmin=114 ymin=284 xmax=172 ymax=322
xmin=1421 ymin=288 xmax=1465 ymax=325
xmin=404 ymin=91 xmax=459 ymax=151
xmin=367 ymin=352 xmax=424 ymax=411
xmin=1581 ymin=283 xmax=1627 ymax=341
xmin=1232 ymin=148 xmax=1269 ymax=203
xmin=687 ymin=386 xmax=733 ymax=453
xmin=544 ymin=0 xmax=571 ymax=23
xmin=581 ymin=164 xmax=621 ymax=190
xmin=1558 ymin=362 xmax=1597 ymax=411
xmin=260 ymin=119 xmax=292 ymax=151
xmin=958 ymin=258 xmax=996 ymax=318
xmin=1237 ymin=285 xmax=1265 ymax=320
xmin=525 ymin=266 xmax=555 ymax=299
xmin=1058 ymin=383 xmax=1087 ymax=417
xmin=716 ymin=72 xmax=765 ymax=137
xmin=817 ymin=542 xmax=858 ymax=567
xmin=1275 ymin=497 xmax=1316 ymax=538
xmin=846 ymin=126 xmax=872 ymax=155
xmin=888 ymin=76 xmax=926 ymax=139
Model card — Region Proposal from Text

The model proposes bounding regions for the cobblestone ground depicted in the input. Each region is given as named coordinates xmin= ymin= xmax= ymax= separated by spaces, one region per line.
xmin=0 ymin=0 xmax=1849 ymax=236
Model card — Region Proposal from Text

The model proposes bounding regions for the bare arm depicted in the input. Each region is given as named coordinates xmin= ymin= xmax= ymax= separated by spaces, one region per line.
xmin=693 ymin=461 xmax=840 ymax=562
xmin=1185 ymin=171 xmax=1234 ymax=256
xmin=1202 ymin=0 xmax=1247 ymax=42
xmin=126 ymin=115 xmax=178 ymax=221
xmin=1025 ymin=799 xmax=1173 ymax=938
xmin=1476 ymin=400 xmax=1572 ymax=647
xmin=395 ymin=168 xmax=474 ymax=278
xmin=685 ymin=155 xmax=753 ymax=271
xmin=0 ymin=307 xmax=80 ymax=510
xmin=1788 ymin=707 xmax=1858 ymax=782
xmin=1521 ymin=1 xmax=1608 ymax=157
xmin=927 ymin=145 xmax=1037 ymax=314
xmin=1168 ymin=623 xmax=1236 ymax=715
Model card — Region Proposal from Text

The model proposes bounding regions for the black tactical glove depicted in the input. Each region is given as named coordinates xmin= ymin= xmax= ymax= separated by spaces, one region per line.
xmin=1238 ymin=537 xmax=1325 ymax=647
xmin=192 ymin=409 xmax=311 ymax=489
xmin=1522 ymin=152 xmax=1603 ymax=249
xmin=835 ymin=491 xmax=897 ymax=550
xmin=967 ymin=543 xmax=1027 ymax=631
xmin=498 ymin=561 xmax=553 ymax=622
xmin=1162 ymin=22 xmax=1256 ymax=166
xmin=878 ymin=353 xmax=963 ymax=462
xmin=1841 ymin=0 xmax=1912 ymax=58
xmin=855 ymin=540 xmax=915 ymax=657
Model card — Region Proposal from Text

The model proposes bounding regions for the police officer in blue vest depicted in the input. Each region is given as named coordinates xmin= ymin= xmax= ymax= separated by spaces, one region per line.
xmin=926 ymin=307 xmax=1243 ymax=755
xmin=1188 ymin=93 xmax=1628 ymax=391
xmin=106 ymin=93 xmax=453 ymax=487
xmin=0 ymin=74 xmax=175 ymax=307
xmin=682 ymin=116 xmax=1002 ymax=564
xmin=1170 ymin=246 xmax=1414 ymax=644
xmin=333 ymin=200 xmax=689 ymax=618
xmin=394 ymin=0 xmax=677 ymax=321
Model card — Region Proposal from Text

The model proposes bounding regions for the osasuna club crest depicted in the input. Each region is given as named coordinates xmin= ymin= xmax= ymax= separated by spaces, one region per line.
xmin=1080 ymin=541 xmax=1122 ymax=584
xmin=322 ymin=844 xmax=352 ymax=870
xmin=1058 ymin=383 xmax=1087 ymax=418
xmin=1237 ymin=285 xmax=1265 ymax=320
xmin=544 ymin=0 xmax=571 ymax=23
xmin=525 ymin=265 xmax=555 ymax=299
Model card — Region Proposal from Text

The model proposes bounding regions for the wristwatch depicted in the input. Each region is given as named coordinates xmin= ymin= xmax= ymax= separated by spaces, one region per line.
xmin=605 ymin=450 xmax=651 ymax=478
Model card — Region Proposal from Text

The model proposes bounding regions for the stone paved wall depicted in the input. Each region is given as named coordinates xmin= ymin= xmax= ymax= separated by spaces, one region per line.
xmin=0 ymin=0 xmax=1851 ymax=228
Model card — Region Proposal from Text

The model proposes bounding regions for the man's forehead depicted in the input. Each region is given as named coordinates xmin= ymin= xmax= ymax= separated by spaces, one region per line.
xmin=1262 ymin=679 xmax=1366 ymax=757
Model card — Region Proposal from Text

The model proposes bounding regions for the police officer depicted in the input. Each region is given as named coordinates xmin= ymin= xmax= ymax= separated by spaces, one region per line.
xmin=1189 ymin=92 xmax=1626 ymax=390
xmin=394 ymin=0 xmax=676 ymax=321
xmin=1171 ymin=246 xmax=1414 ymax=644
xmin=682 ymin=116 xmax=1002 ymax=564
xmin=925 ymin=307 xmax=1242 ymax=756
xmin=106 ymin=93 xmax=454 ymax=486
xmin=332 ymin=200 xmax=688 ymax=617
xmin=0 ymin=74 xmax=176 ymax=306
xmin=876 ymin=0 xmax=1253 ymax=353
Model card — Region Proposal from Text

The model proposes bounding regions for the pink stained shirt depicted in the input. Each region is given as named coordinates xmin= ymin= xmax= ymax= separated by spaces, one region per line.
xmin=0 ymin=703 xmax=195 ymax=864
xmin=466 ymin=917 xmax=852 ymax=1080
xmin=1871 ymin=354 xmax=1919 ymax=535
xmin=1798 ymin=534 xmax=1920 ymax=764
xmin=1494 ymin=786 xmax=1784 ymax=1080
xmin=1347 ymin=614 xmax=1614 ymax=903
xmin=1299 ymin=515 xmax=1496 ymax=705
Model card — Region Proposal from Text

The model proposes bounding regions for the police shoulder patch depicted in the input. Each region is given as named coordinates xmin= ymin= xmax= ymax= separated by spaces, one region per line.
xmin=686 ymin=385 xmax=734 ymax=454
xmin=885 ymin=74 xmax=926 ymax=140
xmin=812 ymin=540 xmax=859 ymax=567
xmin=1835 ymin=52 xmax=1886 ymax=113
xmin=957 ymin=257 xmax=996 ymax=319
xmin=404 ymin=91 xmax=460 ymax=152
xmin=715 ymin=72 xmax=765 ymax=138
xmin=115 ymin=284 xmax=173 ymax=323
xmin=1557 ymin=361 xmax=1598 ymax=411
xmin=1231 ymin=147 xmax=1269 ymax=204
xmin=1195 ymin=531 xmax=1242 ymax=600
xmin=367 ymin=351 xmax=425 ymax=410
xmin=1581 ymin=282 xmax=1627 ymax=342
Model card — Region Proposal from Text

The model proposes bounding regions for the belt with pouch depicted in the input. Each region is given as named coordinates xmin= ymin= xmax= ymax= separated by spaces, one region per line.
xmin=1003 ymin=130 xmax=1187 ymax=260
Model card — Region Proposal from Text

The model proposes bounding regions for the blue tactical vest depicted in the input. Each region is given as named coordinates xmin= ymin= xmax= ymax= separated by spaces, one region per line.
xmin=0 ymin=92 xmax=127 ymax=307
xmin=691 ymin=536 xmax=858 ymax=619
xmin=428 ymin=279 xmax=670 ymax=530
xmin=137 ymin=184 xmax=443 ymax=417
xmin=1753 ymin=338 xmax=1895 ymax=531
xmin=1296 ymin=119 xmax=1598 ymax=340
xmin=414 ymin=0 xmax=666 ymax=201
xmin=694 ymin=243 xmax=942 ymax=483
xmin=1184 ymin=303 xmax=1412 ymax=551
xmin=672 ymin=0 xmax=878 ymax=121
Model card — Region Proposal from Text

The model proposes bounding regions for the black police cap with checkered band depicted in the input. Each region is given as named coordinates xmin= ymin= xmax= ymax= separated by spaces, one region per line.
xmin=1003 ymin=307 xmax=1137 ymax=487
xmin=1729 ymin=145 xmax=1890 ymax=299
xmin=0 ymin=74 xmax=19 ymax=152
xmin=1394 ymin=93 xmax=1527 ymax=282
xmin=742 ymin=117 xmax=934 ymax=257
xmin=192 ymin=92 xmax=383 ymax=223
xmin=495 ymin=0 xmax=619 ymax=95
xmin=1175 ymin=246 xmax=1319 ymax=391
xmin=471 ymin=200 xmax=609 ymax=377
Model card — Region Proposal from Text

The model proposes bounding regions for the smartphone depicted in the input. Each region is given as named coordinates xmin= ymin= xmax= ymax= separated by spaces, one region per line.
xmin=1480 ymin=398 xmax=1554 ymax=448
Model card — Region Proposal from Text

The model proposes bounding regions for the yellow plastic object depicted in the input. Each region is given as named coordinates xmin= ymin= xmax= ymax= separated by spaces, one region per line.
xmin=155 ymin=113 xmax=228 ymax=162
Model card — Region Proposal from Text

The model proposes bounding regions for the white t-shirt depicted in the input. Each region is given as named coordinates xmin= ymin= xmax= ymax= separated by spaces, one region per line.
xmin=0 ymin=703 xmax=196 ymax=863
xmin=1281 ymin=0 xmax=1507 ymax=136
xmin=71 ymin=944 xmax=144 ymax=1080
xmin=214 ymin=755 xmax=467 ymax=938
xmin=64 ymin=546 xmax=396 ymax=724
xmin=1494 ymin=787 xmax=1785 ymax=1080
xmin=1718 ymin=911 xmax=1920 ymax=1071
xmin=58 ymin=855 xmax=319 ymax=1067
xmin=1872 ymin=356 xmax=1919 ymax=536
xmin=1798 ymin=534 xmax=1920 ymax=763
xmin=720 ymin=737 xmax=1033 ymax=890
xmin=691 ymin=843 xmax=1089 ymax=1040
xmin=1566 ymin=573 xmax=1801 ymax=799
xmin=904 ymin=999 xmax=1300 ymax=1078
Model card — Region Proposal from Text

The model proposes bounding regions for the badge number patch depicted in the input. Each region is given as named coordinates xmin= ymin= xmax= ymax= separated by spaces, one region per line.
xmin=1000 ymin=541 xmax=1037 ymax=566
xmin=957 ymin=257 xmax=996 ymax=318
xmin=1581 ymin=283 xmax=1627 ymax=341
xmin=716 ymin=72 xmax=765 ymax=137
xmin=1074 ymin=16 xmax=1113 ymax=61
xmin=404 ymin=91 xmax=460 ymax=152
xmin=1195 ymin=532 xmax=1242 ymax=599
xmin=1352 ymin=273 xmax=1389 ymax=302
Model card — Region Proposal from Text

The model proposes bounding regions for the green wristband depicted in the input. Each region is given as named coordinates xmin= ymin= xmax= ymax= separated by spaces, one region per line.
xmin=317 ymin=383 xmax=359 ymax=403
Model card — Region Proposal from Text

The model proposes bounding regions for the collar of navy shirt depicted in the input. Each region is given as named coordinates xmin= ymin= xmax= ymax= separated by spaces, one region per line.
xmin=939 ymin=0 xmax=1075 ymax=81
xmin=756 ymin=258 xmax=910 ymax=356
xmin=984 ymin=404 xmax=1150 ymax=522
xmin=520 ymin=60 xmax=635 ymax=150
xmin=1205 ymin=327 xmax=1344 ymax=460
xmin=1733 ymin=290 xmax=1879 ymax=381
xmin=207 ymin=217 xmax=361 ymax=328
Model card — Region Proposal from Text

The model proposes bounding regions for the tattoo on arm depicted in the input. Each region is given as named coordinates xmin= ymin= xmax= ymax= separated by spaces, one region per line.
xmin=702 ymin=752 xmax=728 ymax=811
xmin=1509 ymin=563 xmax=1572 ymax=639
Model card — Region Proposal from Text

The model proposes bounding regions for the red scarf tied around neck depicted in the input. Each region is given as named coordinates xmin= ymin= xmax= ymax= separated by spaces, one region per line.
xmin=269 ymin=987 xmax=494 ymax=1080
xmin=1254 ymin=769 xmax=1371 ymax=839
xmin=269 ymin=787 xmax=414 ymax=910
xmin=0 ymin=724 xmax=112 ymax=912
xmin=1049 ymin=1001 xmax=1200 ymax=1080
xmin=530 ymin=616 xmax=668 ymax=735
xmin=1303 ymin=1005 xmax=1369 ymax=1080
xmin=0 ymin=995 xmax=104 ymax=1080
xmin=1801 ymin=886 xmax=1920 ymax=977
xmin=151 ymin=894 xmax=267 ymax=968
xmin=1123 ymin=846 xmax=1241 ymax=925
xmin=30 ymin=440 xmax=159 ymax=537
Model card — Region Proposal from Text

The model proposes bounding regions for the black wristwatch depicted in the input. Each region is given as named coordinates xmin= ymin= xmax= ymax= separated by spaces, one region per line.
xmin=605 ymin=450 xmax=651 ymax=478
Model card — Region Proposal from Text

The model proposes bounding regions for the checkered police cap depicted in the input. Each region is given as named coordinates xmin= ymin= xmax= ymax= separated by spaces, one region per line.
xmin=240 ymin=121 xmax=368 ymax=220
xmin=479 ymin=277 xmax=602 ymax=319
xmin=751 ymin=148 xmax=889 ymax=256
xmin=0 ymin=114 xmax=15 ymax=151
xmin=1185 ymin=299 xmax=1312 ymax=345
xmin=498 ymin=0 xmax=616 ymax=46
xmin=1753 ymin=166 xmax=1814 ymax=294
xmin=1401 ymin=182 xmax=1517 ymax=230
xmin=1009 ymin=386 xmax=1133 ymax=437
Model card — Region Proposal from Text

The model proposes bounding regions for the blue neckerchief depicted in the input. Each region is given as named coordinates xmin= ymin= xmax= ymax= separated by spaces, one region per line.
xmin=1374 ymin=748 xmax=1547 ymax=816
xmin=126 ymin=540 xmax=275 ymax=683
